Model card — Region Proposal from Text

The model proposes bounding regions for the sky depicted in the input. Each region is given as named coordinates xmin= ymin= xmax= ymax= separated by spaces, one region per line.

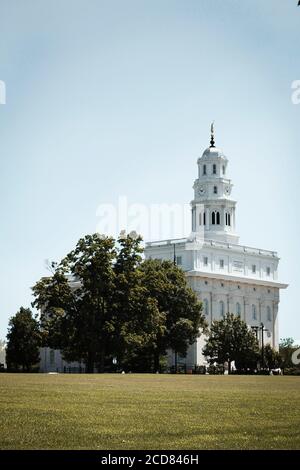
xmin=0 ymin=0 xmax=299 ymax=341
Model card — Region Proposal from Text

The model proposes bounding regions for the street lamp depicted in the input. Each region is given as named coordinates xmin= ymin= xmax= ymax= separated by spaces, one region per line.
xmin=251 ymin=324 xmax=268 ymax=369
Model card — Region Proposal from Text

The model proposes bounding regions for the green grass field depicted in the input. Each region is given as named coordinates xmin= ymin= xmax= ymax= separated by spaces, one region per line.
xmin=0 ymin=373 xmax=300 ymax=450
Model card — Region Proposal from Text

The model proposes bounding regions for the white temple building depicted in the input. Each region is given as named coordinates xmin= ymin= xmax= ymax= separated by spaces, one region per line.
xmin=40 ymin=125 xmax=287 ymax=373
xmin=144 ymin=125 xmax=288 ymax=370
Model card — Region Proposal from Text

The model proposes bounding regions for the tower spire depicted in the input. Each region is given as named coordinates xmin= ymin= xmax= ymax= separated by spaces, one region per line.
xmin=210 ymin=121 xmax=215 ymax=148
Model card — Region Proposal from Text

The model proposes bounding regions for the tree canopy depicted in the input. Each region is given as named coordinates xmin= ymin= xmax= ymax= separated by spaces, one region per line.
xmin=32 ymin=233 xmax=206 ymax=373
xmin=6 ymin=307 xmax=41 ymax=371
xmin=203 ymin=313 xmax=259 ymax=373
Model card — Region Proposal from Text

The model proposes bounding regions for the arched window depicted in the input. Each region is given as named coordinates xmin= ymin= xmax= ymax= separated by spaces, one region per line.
xmin=267 ymin=306 xmax=272 ymax=322
xmin=222 ymin=165 xmax=225 ymax=175
xmin=213 ymin=164 xmax=217 ymax=174
xmin=228 ymin=213 xmax=231 ymax=226
xmin=203 ymin=212 xmax=206 ymax=225
xmin=219 ymin=301 xmax=225 ymax=318
xmin=212 ymin=212 xmax=216 ymax=225
xmin=216 ymin=212 xmax=220 ymax=225
xmin=252 ymin=305 xmax=257 ymax=320
xmin=203 ymin=299 xmax=209 ymax=316
xmin=225 ymin=213 xmax=228 ymax=225
xmin=203 ymin=165 xmax=206 ymax=175
xmin=236 ymin=302 xmax=241 ymax=317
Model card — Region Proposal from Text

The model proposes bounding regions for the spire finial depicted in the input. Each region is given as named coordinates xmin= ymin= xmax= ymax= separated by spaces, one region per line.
xmin=210 ymin=121 xmax=215 ymax=148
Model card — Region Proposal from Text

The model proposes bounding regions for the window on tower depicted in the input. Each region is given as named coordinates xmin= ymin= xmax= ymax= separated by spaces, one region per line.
xmin=214 ymin=186 xmax=218 ymax=194
xmin=222 ymin=165 xmax=225 ymax=175
xmin=216 ymin=211 xmax=220 ymax=224
xmin=252 ymin=305 xmax=257 ymax=320
xmin=203 ymin=256 xmax=208 ymax=266
xmin=267 ymin=306 xmax=272 ymax=322
xmin=236 ymin=302 xmax=241 ymax=317
xmin=203 ymin=212 xmax=206 ymax=225
xmin=220 ymin=259 xmax=224 ymax=269
xmin=213 ymin=164 xmax=217 ymax=174
xmin=212 ymin=212 xmax=216 ymax=225
xmin=203 ymin=165 xmax=206 ymax=175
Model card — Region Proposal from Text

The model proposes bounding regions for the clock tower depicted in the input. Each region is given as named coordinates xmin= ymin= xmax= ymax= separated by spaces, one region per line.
xmin=191 ymin=123 xmax=239 ymax=244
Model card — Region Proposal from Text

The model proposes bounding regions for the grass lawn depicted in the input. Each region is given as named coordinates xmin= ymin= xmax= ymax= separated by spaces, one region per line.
xmin=0 ymin=373 xmax=300 ymax=450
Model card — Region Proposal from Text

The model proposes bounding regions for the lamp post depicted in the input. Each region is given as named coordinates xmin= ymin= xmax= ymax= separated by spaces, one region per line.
xmin=252 ymin=324 xmax=268 ymax=370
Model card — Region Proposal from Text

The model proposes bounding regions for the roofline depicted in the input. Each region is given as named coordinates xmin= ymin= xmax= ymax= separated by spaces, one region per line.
xmin=186 ymin=270 xmax=288 ymax=289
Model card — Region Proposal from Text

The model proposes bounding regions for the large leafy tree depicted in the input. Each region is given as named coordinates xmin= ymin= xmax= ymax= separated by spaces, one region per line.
xmin=32 ymin=270 xmax=80 ymax=358
xmin=112 ymin=234 xmax=165 ymax=371
xmin=33 ymin=234 xmax=116 ymax=372
xmin=139 ymin=259 xmax=206 ymax=371
xmin=6 ymin=307 xmax=41 ymax=371
xmin=203 ymin=313 xmax=259 ymax=373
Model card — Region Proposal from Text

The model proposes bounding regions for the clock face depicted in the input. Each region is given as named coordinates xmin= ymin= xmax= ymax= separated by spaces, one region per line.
xmin=198 ymin=186 xmax=205 ymax=196
xmin=225 ymin=186 xmax=230 ymax=195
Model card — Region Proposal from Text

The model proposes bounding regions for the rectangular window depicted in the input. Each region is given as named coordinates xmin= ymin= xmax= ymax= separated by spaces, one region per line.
xmin=214 ymin=186 xmax=218 ymax=194
xmin=203 ymin=165 xmax=206 ymax=175
xmin=266 ymin=267 xmax=271 ymax=276
xmin=204 ymin=256 xmax=208 ymax=266
xmin=252 ymin=265 xmax=256 ymax=274
xmin=220 ymin=259 xmax=224 ymax=269
xmin=213 ymin=164 xmax=217 ymax=174
xmin=176 ymin=256 xmax=182 ymax=265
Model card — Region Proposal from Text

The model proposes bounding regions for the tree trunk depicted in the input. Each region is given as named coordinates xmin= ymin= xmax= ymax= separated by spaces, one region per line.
xmin=228 ymin=358 xmax=231 ymax=375
xmin=174 ymin=351 xmax=178 ymax=373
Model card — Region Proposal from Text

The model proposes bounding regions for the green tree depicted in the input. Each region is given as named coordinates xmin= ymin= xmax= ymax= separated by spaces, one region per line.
xmin=6 ymin=307 xmax=41 ymax=371
xmin=33 ymin=234 xmax=116 ymax=373
xmin=140 ymin=259 xmax=206 ymax=371
xmin=112 ymin=234 xmax=165 ymax=372
xmin=264 ymin=344 xmax=281 ymax=370
xmin=203 ymin=313 xmax=259 ymax=373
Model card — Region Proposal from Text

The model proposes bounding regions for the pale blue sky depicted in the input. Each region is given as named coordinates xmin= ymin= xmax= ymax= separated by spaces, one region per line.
xmin=0 ymin=0 xmax=299 ymax=340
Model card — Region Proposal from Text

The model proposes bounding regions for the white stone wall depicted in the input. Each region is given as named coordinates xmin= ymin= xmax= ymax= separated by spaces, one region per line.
xmin=40 ymin=347 xmax=85 ymax=373
xmin=144 ymin=237 xmax=285 ymax=367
